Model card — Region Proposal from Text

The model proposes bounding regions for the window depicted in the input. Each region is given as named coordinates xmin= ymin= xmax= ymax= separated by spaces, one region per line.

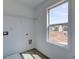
xmin=47 ymin=1 xmax=68 ymax=46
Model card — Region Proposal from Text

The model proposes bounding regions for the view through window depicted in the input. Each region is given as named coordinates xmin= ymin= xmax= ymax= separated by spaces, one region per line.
xmin=47 ymin=2 xmax=68 ymax=46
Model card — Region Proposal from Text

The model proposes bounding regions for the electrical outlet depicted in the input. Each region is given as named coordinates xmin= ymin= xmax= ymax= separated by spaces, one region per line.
xmin=29 ymin=39 xmax=32 ymax=44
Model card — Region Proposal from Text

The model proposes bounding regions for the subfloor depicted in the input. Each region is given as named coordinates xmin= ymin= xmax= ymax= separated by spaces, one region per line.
xmin=20 ymin=48 xmax=50 ymax=59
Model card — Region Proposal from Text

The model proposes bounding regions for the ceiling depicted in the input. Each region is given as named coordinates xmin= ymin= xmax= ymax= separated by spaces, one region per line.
xmin=15 ymin=0 xmax=48 ymax=8
xmin=4 ymin=0 xmax=49 ymax=18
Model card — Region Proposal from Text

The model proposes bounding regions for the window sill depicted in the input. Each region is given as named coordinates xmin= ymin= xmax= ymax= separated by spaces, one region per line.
xmin=47 ymin=40 xmax=68 ymax=49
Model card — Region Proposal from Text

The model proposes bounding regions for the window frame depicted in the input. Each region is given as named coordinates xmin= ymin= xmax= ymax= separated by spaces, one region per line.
xmin=46 ymin=0 xmax=69 ymax=48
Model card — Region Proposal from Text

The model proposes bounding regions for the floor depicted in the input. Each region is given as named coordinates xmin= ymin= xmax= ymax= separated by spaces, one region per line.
xmin=20 ymin=48 xmax=50 ymax=59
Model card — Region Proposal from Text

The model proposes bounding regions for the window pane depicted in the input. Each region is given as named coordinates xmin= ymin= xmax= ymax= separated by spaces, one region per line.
xmin=49 ymin=2 xmax=68 ymax=25
xmin=49 ymin=24 xmax=68 ymax=45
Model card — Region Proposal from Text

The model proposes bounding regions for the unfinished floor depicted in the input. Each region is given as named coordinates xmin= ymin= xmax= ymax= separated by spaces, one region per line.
xmin=20 ymin=48 xmax=50 ymax=59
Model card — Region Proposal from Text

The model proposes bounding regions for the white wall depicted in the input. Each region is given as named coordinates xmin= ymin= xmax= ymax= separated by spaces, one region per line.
xmin=3 ymin=0 xmax=35 ymax=57
xmin=34 ymin=0 xmax=75 ymax=59
xmin=3 ymin=15 xmax=35 ymax=57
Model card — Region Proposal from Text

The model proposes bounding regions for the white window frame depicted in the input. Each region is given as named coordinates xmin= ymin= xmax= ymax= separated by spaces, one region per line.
xmin=46 ymin=0 xmax=69 ymax=48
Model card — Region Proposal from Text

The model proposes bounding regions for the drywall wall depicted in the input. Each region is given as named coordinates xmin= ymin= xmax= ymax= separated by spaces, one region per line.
xmin=3 ymin=15 xmax=35 ymax=57
xmin=68 ymin=0 xmax=75 ymax=57
xmin=3 ymin=0 xmax=36 ymax=58
xmin=34 ymin=0 xmax=75 ymax=59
